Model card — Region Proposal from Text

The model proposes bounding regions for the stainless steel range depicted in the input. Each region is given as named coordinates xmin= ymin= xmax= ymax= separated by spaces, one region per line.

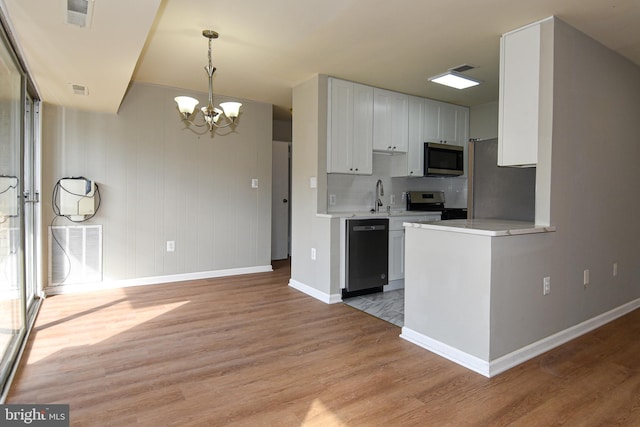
xmin=406 ymin=191 xmax=467 ymax=220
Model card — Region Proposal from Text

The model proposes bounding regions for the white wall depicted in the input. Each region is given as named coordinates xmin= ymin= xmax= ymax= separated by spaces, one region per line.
xmin=326 ymin=162 xmax=468 ymax=212
xmin=42 ymin=83 xmax=273 ymax=288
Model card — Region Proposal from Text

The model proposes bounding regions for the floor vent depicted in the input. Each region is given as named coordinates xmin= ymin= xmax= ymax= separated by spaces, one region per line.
xmin=49 ymin=225 xmax=102 ymax=286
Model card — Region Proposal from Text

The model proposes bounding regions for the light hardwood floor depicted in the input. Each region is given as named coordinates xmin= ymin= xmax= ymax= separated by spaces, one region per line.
xmin=8 ymin=261 xmax=640 ymax=426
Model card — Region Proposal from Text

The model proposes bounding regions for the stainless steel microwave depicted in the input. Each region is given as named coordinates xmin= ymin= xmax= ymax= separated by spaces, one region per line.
xmin=424 ymin=142 xmax=464 ymax=176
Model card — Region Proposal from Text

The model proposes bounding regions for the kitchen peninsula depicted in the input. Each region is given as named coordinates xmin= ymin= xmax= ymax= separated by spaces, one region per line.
xmin=401 ymin=219 xmax=556 ymax=377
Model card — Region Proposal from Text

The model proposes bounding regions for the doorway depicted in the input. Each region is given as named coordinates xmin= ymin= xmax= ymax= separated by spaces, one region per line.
xmin=271 ymin=141 xmax=291 ymax=260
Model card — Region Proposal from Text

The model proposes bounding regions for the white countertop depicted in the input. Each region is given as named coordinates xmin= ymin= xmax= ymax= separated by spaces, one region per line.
xmin=404 ymin=218 xmax=556 ymax=236
xmin=318 ymin=210 xmax=443 ymax=219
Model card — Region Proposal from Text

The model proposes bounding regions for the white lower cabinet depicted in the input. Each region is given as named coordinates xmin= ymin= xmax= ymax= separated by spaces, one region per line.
xmin=388 ymin=215 xmax=440 ymax=282
xmin=389 ymin=230 xmax=405 ymax=281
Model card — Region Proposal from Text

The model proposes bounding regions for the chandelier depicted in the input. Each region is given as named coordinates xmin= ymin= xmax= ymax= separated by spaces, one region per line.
xmin=174 ymin=30 xmax=242 ymax=131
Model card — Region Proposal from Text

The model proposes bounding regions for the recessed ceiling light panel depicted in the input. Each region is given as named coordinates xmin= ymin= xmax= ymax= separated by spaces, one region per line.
xmin=428 ymin=71 xmax=481 ymax=90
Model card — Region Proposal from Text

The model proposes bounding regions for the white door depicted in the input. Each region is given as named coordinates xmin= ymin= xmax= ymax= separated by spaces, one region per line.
xmin=271 ymin=141 xmax=290 ymax=260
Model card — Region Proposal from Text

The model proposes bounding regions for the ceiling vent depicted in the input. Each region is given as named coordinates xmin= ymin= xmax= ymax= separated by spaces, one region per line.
xmin=69 ymin=83 xmax=89 ymax=96
xmin=65 ymin=0 xmax=94 ymax=28
xmin=450 ymin=64 xmax=476 ymax=73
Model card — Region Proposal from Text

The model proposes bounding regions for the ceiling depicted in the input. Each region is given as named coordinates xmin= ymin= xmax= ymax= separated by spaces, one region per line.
xmin=3 ymin=0 xmax=640 ymax=121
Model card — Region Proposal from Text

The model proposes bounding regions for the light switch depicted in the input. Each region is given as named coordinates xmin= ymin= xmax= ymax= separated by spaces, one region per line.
xmin=309 ymin=177 xmax=317 ymax=188
xmin=251 ymin=178 xmax=259 ymax=188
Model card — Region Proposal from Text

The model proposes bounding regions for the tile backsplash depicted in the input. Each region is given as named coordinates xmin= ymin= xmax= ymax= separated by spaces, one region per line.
xmin=326 ymin=154 xmax=467 ymax=213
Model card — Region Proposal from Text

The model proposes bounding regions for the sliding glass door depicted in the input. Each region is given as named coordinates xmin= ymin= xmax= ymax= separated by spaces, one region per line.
xmin=0 ymin=17 xmax=41 ymax=399
xmin=23 ymin=94 xmax=40 ymax=310
xmin=0 ymin=21 xmax=26 ymax=396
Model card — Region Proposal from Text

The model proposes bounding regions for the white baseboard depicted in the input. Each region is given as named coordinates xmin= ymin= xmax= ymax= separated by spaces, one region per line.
xmin=400 ymin=328 xmax=490 ymax=376
xmin=488 ymin=297 xmax=640 ymax=377
xmin=45 ymin=265 xmax=274 ymax=296
xmin=401 ymin=297 xmax=640 ymax=378
xmin=288 ymin=279 xmax=342 ymax=304
xmin=385 ymin=280 xmax=404 ymax=292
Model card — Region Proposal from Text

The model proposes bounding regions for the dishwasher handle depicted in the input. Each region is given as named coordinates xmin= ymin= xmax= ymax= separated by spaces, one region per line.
xmin=352 ymin=225 xmax=387 ymax=232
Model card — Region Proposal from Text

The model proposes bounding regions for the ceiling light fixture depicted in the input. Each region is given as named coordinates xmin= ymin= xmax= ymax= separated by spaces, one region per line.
xmin=428 ymin=71 xmax=481 ymax=90
xmin=174 ymin=30 xmax=242 ymax=131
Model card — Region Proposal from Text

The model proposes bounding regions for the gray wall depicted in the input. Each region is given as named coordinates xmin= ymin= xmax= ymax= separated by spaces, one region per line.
xmin=42 ymin=83 xmax=273 ymax=286
xmin=290 ymin=75 xmax=339 ymax=299
xmin=273 ymin=119 xmax=292 ymax=142
xmin=490 ymin=18 xmax=640 ymax=358
xmin=469 ymin=101 xmax=498 ymax=140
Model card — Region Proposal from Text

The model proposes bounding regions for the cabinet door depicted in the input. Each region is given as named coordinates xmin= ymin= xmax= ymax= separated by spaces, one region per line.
xmin=388 ymin=230 xmax=405 ymax=281
xmin=373 ymin=88 xmax=408 ymax=152
xmin=455 ymin=106 xmax=469 ymax=146
xmin=351 ymin=82 xmax=373 ymax=174
xmin=373 ymin=89 xmax=392 ymax=151
xmin=438 ymin=102 xmax=457 ymax=143
xmin=328 ymin=78 xmax=354 ymax=173
xmin=455 ymin=106 xmax=470 ymax=176
xmin=407 ymin=96 xmax=423 ymax=176
xmin=422 ymin=98 xmax=440 ymax=142
xmin=390 ymin=92 xmax=408 ymax=152
xmin=498 ymin=23 xmax=540 ymax=166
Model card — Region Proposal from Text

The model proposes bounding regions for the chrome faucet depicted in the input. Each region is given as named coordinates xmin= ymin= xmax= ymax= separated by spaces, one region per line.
xmin=375 ymin=179 xmax=384 ymax=212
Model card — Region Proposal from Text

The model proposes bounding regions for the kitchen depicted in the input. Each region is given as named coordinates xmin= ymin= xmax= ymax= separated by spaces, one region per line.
xmin=290 ymin=16 xmax=640 ymax=377
xmin=289 ymin=72 xmax=529 ymax=313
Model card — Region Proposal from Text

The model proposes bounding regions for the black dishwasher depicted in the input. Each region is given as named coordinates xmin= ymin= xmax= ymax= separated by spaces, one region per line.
xmin=343 ymin=218 xmax=389 ymax=298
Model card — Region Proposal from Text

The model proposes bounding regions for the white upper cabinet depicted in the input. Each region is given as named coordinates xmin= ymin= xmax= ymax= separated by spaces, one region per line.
xmin=422 ymin=99 xmax=440 ymax=142
xmin=391 ymin=96 xmax=469 ymax=177
xmin=422 ymin=99 xmax=468 ymax=147
xmin=327 ymin=78 xmax=373 ymax=174
xmin=328 ymin=77 xmax=468 ymax=177
xmin=373 ymin=88 xmax=409 ymax=153
xmin=406 ymin=96 xmax=424 ymax=176
xmin=438 ymin=102 xmax=457 ymax=143
xmin=498 ymin=19 xmax=549 ymax=167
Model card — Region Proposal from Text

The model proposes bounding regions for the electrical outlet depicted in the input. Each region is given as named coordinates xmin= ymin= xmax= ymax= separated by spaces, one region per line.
xmin=166 ymin=241 xmax=175 ymax=252
xmin=401 ymin=192 xmax=407 ymax=201
xmin=583 ymin=269 xmax=590 ymax=287
xmin=329 ymin=194 xmax=336 ymax=205
xmin=310 ymin=247 xmax=317 ymax=260
xmin=543 ymin=276 xmax=550 ymax=295
xmin=613 ymin=262 xmax=618 ymax=277
xmin=390 ymin=194 xmax=395 ymax=205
